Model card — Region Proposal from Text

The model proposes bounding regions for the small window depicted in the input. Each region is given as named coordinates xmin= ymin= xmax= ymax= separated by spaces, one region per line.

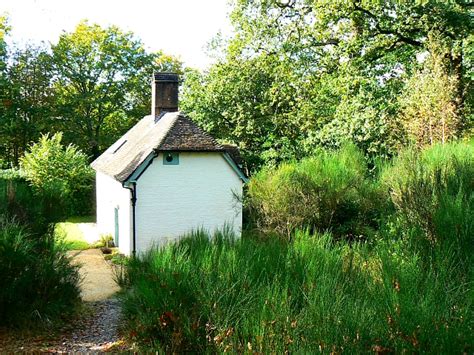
xmin=163 ymin=152 xmax=179 ymax=165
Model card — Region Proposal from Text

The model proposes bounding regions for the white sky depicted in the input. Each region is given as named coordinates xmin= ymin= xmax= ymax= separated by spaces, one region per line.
xmin=1 ymin=0 xmax=233 ymax=69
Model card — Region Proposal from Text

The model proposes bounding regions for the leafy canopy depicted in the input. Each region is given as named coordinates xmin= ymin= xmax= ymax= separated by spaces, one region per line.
xmin=51 ymin=20 xmax=184 ymax=158
xmin=182 ymin=0 xmax=473 ymax=171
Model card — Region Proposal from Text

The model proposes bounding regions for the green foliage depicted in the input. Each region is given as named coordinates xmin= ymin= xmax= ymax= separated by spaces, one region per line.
xmin=0 ymin=168 xmax=25 ymax=180
xmin=382 ymin=142 xmax=474 ymax=251
xmin=0 ymin=218 xmax=81 ymax=328
xmin=0 ymin=45 xmax=55 ymax=165
xmin=312 ymin=82 xmax=403 ymax=159
xmin=51 ymin=20 xmax=183 ymax=158
xmin=399 ymin=40 xmax=462 ymax=146
xmin=181 ymin=1 xmax=473 ymax=170
xmin=119 ymin=229 xmax=473 ymax=353
xmin=0 ymin=15 xmax=10 ymax=151
xmin=0 ymin=174 xmax=60 ymax=234
xmin=20 ymin=132 xmax=94 ymax=215
xmin=97 ymin=233 xmax=114 ymax=248
xmin=247 ymin=144 xmax=383 ymax=239
xmin=182 ymin=56 xmax=300 ymax=171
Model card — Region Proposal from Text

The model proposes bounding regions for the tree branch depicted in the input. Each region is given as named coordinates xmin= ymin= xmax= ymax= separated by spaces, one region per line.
xmin=352 ymin=3 xmax=423 ymax=47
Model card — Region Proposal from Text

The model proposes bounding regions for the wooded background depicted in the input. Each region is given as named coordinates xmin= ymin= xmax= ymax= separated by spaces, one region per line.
xmin=0 ymin=1 xmax=472 ymax=172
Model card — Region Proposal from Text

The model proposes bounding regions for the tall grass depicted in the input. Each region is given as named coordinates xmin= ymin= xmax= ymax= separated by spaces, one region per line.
xmin=119 ymin=141 xmax=473 ymax=352
xmin=381 ymin=142 xmax=474 ymax=259
xmin=119 ymin=230 xmax=472 ymax=353
xmin=0 ymin=218 xmax=81 ymax=328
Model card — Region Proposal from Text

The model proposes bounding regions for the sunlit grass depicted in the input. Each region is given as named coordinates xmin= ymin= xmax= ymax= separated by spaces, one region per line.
xmin=118 ymin=230 xmax=473 ymax=353
xmin=54 ymin=216 xmax=94 ymax=250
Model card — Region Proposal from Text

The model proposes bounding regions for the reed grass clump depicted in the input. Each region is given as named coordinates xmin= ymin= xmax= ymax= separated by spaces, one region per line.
xmin=382 ymin=142 xmax=474 ymax=254
xmin=119 ymin=229 xmax=472 ymax=353
xmin=0 ymin=218 xmax=81 ymax=328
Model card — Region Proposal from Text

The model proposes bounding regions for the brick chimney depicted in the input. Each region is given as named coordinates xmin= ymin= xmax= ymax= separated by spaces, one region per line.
xmin=152 ymin=72 xmax=179 ymax=117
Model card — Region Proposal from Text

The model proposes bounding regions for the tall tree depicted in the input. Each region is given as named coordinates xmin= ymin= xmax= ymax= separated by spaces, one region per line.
xmin=0 ymin=15 xmax=10 ymax=165
xmin=0 ymin=45 xmax=55 ymax=165
xmin=51 ymin=21 xmax=183 ymax=158
xmin=400 ymin=40 xmax=461 ymax=146
xmin=182 ymin=0 xmax=473 ymax=170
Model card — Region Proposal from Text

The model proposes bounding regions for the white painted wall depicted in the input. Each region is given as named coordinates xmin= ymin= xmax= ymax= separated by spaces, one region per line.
xmin=96 ymin=171 xmax=132 ymax=255
xmin=135 ymin=152 xmax=243 ymax=252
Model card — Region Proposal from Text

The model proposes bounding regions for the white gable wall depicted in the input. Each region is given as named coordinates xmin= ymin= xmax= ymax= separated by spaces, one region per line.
xmin=135 ymin=152 xmax=242 ymax=252
xmin=96 ymin=171 xmax=132 ymax=255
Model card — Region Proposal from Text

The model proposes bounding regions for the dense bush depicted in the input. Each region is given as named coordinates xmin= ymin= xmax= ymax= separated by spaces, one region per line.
xmin=0 ymin=174 xmax=64 ymax=234
xmin=20 ymin=132 xmax=94 ymax=216
xmin=0 ymin=218 xmax=81 ymax=328
xmin=247 ymin=144 xmax=384 ymax=239
xmin=382 ymin=142 xmax=474 ymax=253
xmin=119 ymin=230 xmax=472 ymax=353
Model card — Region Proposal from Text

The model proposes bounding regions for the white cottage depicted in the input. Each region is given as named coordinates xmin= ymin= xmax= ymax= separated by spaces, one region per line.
xmin=91 ymin=73 xmax=246 ymax=256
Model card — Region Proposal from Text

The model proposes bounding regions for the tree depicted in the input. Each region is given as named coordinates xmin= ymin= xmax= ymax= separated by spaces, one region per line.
xmin=0 ymin=15 xmax=10 ymax=166
xmin=182 ymin=56 xmax=306 ymax=171
xmin=400 ymin=42 xmax=461 ymax=146
xmin=0 ymin=45 xmax=55 ymax=165
xmin=182 ymin=0 xmax=473 ymax=170
xmin=20 ymin=132 xmax=93 ymax=195
xmin=51 ymin=21 xmax=183 ymax=158
xmin=0 ymin=15 xmax=8 ymax=82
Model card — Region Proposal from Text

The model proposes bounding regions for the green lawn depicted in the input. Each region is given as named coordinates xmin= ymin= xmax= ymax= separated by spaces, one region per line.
xmin=54 ymin=216 xmax=95 ymax=250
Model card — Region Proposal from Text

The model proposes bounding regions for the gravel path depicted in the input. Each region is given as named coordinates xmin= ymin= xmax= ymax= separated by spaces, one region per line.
xmin=52 ymin=249 xmax=128 ymax=351
xmin=48 ymin=298 xmax=125 ymax=352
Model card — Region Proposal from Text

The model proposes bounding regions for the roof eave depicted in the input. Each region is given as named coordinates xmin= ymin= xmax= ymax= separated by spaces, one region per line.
xmin=222 ymin=152 xmax=248 ymax=183
xmin=123 ymin=152 xmax=157 ymax=187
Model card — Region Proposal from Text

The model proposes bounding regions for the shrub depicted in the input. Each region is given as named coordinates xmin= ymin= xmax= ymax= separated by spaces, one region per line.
xmin=119 ymin=230 xmax=473 ymax=352
xmin=0 ymin=218 xmax=81 ymax=328
xmin=247 ymin=144 xmax=383 ymax=239
xmin=381 ymin=142 xmax=474 ymax=255
xmin=20 ymin=132 xmax=94 ymax=216
xmin=0 ymin=174 xmax=63 ymax=234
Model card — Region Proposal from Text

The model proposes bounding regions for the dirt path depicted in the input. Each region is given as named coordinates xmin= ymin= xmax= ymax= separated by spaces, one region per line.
xmin=70 ymin=249 xmax=120 ymax=301
xmin=48 ymin=249 xmax=126 ymax=351
xmin=0 ymin=249 xmax=131 ymax=352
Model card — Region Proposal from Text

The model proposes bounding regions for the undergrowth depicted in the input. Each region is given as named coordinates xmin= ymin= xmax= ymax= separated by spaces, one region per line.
xmin=0 ymin=218 xmax=81 ymax=328
xmin=118 ymin=230 xmax=472 ymax=353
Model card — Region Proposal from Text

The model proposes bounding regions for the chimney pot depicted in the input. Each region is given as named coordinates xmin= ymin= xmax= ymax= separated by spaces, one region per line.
xmin=152 ymin=72 xmax=179 ymax=118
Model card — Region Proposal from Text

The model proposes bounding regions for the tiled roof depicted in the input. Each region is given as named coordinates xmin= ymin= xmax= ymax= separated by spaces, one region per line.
xmin=91 ymin=112 xmax=225 ymax=183
xmin=159 ymin=115 xmax=224 ymax=152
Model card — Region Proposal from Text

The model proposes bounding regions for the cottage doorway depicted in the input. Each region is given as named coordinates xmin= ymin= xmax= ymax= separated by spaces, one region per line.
xmin=114 ymin=207 xmax=119 ymax=247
